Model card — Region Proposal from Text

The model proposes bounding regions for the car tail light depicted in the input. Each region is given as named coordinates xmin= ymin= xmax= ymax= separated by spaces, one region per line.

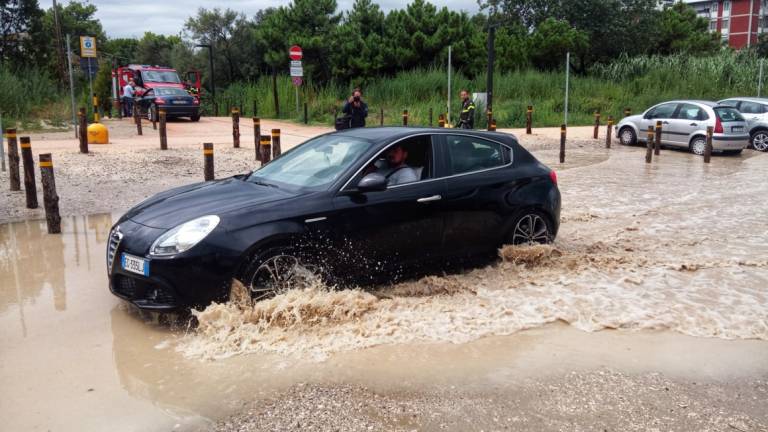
xmin=155 ymin=97 xmax=166 ymax=104
xmin=549 ymin=170 xmax=558 ymax=185
xmin=714 ymin=116 xmax=723 ymax=134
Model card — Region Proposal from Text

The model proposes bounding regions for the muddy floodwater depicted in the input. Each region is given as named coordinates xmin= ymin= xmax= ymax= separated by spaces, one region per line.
xmin=1 ymin=145 xmax=768 ymax=431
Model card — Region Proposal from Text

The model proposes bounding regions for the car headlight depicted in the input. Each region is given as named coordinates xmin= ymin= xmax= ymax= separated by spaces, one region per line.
xmin=150 ymin=215 xmax=220 ymax=256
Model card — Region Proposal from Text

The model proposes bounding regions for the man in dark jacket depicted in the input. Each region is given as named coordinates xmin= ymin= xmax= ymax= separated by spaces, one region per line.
xmin=342 ymin=88 xmax=368 ymax=128
xmin=456 ymin=89 xmax=475 ymax=129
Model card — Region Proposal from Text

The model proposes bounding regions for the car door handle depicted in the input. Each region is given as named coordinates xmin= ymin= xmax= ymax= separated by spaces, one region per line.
xmin=417 ymin=195 xmax=442 ymax=203
xmin=689 ymin=123 xmax=698 ymax=126
xmin=662 ymin=121 xmax=670 ymax=125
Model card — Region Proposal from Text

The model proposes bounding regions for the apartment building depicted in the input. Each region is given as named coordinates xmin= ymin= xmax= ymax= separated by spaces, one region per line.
xmin=674 ymin=0 xmax=765 ymax=49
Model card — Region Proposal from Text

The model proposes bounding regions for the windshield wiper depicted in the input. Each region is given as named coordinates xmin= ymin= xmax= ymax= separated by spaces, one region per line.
xmin=250 ymin=180 xmax=279 ymax=189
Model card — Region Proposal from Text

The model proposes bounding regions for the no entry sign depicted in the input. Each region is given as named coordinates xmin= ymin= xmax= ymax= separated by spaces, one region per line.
xmin=289 ymin=45 xmax=302 ymax=61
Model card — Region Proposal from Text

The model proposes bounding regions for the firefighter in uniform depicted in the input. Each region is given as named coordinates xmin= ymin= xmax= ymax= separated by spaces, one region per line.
xmin=456 ymin=89 xmax=475 ymax=129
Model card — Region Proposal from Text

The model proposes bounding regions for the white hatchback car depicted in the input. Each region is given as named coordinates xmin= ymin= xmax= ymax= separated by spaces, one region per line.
xmin=616 ymin=100 xmax=750 ymax=155
xmin=717 ymin=97 xmax=768 ymax=152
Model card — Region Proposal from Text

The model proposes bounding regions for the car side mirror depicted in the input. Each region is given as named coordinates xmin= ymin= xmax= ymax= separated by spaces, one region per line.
xmin=357 ymin=172 xmax=387 ymax=192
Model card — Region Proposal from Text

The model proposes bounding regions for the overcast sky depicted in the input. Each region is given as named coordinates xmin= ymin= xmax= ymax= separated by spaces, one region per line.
xmin=38 ymin=0 xmax=481 ymax=38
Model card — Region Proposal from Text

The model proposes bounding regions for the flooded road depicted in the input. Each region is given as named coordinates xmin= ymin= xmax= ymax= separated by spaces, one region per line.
xmin=1 ymin=145 xmax=768 ymax=431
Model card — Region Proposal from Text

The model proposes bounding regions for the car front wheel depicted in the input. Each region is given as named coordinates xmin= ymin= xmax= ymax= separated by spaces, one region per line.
xmin=619 ymin=127 xmax=636 ymax=146
xmin=507 ymin=210 xmax=554 ymax=245
xmin=238 ymin=247 xmax=321 ymax=302
xmin=751 ymin=130 xmax=768 ymax=152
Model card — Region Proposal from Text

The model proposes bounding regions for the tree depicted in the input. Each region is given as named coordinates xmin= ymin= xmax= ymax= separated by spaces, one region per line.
xmin=135 ymin=32 xmax=182 ymax=67
xmin=185 ymin=8 xmax=254 ymax=84
xmin=527 ymin=18 xmax=589 ymax=70
xmin=102 ymin=38 xmax=139 ymax=64
xmin=0 ymin=0 xmax=45 ymax=67
xmin=40 ymin=1 xmax=106 ymax=79
xmin=478 ymin=0 xmax=561 ymax=29
xmin=653 ymin=1 xmax=720 ymax=55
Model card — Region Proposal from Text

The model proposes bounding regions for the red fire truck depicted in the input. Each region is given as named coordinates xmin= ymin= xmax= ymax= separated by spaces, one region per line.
xmin=112 ymin=65 xmax=202 ymax=120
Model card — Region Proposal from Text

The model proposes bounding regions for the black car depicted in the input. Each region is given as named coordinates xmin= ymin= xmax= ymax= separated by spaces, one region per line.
xmin=107 ymin=127 xmax=561 ymax=311
xmin=138 ymin=86 xmax=200 ymax=122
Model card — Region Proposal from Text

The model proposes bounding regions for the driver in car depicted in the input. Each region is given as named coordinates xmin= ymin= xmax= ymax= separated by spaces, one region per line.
xmin=376 ymin=144 xmax=419 ymax=186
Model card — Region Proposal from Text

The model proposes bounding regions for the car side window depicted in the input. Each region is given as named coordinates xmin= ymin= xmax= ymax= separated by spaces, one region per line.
xmin=646 ymin=103 xmax=678 ymax=119
xmin=675 ymin=103 xmax=708 ymax=121
xmin=739 ymin=101 xmax=765 ymax=114
xmin=445 ymin=135 xmax=509 ymax=176
xmin=352 ymin=135 xmax=434 ymax=188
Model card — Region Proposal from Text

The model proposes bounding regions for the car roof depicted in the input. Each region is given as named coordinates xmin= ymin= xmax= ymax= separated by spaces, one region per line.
xmin=656 ymin=100 xmax=717 ymax=107
xmin=718 ymin=97 xmax=768 ymax=104
xmin=335 ymin=126 xmax=517 ymax=144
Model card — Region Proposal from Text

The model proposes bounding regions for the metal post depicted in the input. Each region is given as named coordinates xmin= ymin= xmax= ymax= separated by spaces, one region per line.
xmin=564 ymin=52 xmax=570 ymax=126
xmin=295 ymin=86 xmax=300 ymax=115
xmin=486 ymin=23 xmax=495 ymax=127
xmin=0 ymin=113 xmax=5 ymax=172
xmin=447 ymin=45 xmax=452 ymax=125
xmin=759 ymin=59 xmax=764 ymax=97
xmin=66 ymin=35 xmax=77 ymax=138
xmin=304 ymin=102 xmax=308 ymax=124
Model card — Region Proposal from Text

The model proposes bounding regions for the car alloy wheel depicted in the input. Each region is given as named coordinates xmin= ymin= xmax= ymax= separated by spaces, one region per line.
xmin=619 ymin=128 xmax=635 ymax=146
xmin=245 ymin=252 xmax=322 ymax=302
xmin=147 ymin=105 xmax=157 ymax=122
xmin=511 ymin=213 xmax=551 ymax=245
xmin=752 ymin=131 xmax=768 ymax=152
xmin=690 ymin=137 xmax=707 ymax=156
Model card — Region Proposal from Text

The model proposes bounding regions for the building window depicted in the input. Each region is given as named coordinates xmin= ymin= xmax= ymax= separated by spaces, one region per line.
xmin=710 ymin=19 xmax=717 ymax=30
xmin=721 ymin=18 xmax=729 ymax=33
xmin=723 ymin=0 xmax=731 ymax=14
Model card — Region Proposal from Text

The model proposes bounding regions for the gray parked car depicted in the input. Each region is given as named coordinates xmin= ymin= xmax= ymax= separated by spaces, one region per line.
xmin=616 ymin=100 xmax=750 ymax=155
xmin=717 ymin=97 xmax=768 ymax=152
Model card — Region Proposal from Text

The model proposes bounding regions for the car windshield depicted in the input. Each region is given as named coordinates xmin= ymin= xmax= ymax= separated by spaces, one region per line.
xmin=154 ymin=88 xmax=188 ymax=96
xmin=714 ymin=107 xmax=745 ymax=122
xmin=141 ymin=70 xmax=181 ymax=83
xmin=247 ymin=135 xmax=371 ymax=191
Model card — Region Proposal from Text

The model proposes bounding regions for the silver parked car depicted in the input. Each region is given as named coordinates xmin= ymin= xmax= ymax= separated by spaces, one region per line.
xmin=717 ymin=97 xmax=768 ymax=152
xmin=616 ymin=100 xmax=750 ymax=155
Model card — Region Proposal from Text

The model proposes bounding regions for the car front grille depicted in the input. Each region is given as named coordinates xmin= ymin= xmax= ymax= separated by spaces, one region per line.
xmin=107 ymin=226 xmax=123 ymax=273
xmin=113 ymin=275 xmax=177 ymax=305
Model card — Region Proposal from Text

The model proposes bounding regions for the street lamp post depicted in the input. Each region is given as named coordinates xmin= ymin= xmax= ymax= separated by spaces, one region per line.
xmin=196 ymin=43 xmax=215 ymax=114
xmin=486 ymin=7 xmax=499 ymax=127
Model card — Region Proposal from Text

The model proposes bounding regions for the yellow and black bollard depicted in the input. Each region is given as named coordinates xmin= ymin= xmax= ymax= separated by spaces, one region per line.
xmin=271 ymin=129 xmax=281 ymax=159
xmin=159 ymin=110 xmax=168 ymax=150
xmin=19 ymin=137 xmax=38 ymax=209
xmin=654 ymin=121 xmax=662 ymax=156
xmin=5 ymin=128 xmax=20 ymax=191
xmin=39 ymin=153 xmax=61 ymax=234
xmin=645 ymin=126 xmax=654 ymax=164
xmin=606 ymin=116 xmax=613 ymax=149
xmin=203 ymin=143 xmax=214 ymax=181
xmin=253 ymin=117 xmax=261 ymax=161
xmin=402 ymin=110 xmax=408 ymax=126
xmin=559 ymin=124 xmax=566 ymax=163
xmin=593 ymin=110 xmax=600 ymax=139
xmin=260 ymin=135 xmax=272 ymax=164
xmin=232 ymin=108 xmax=240 ymax=148
xmin=526 ymin=105 xmax=533 ymax=135
xmin=704 ymin=126 xmax=713 ymax=163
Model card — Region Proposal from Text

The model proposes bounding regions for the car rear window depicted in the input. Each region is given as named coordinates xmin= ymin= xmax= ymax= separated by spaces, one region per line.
xmin=714 ymin=107 xmax=745 ymax=122
xmin=445 ymin=135 xmax=510 ymax=175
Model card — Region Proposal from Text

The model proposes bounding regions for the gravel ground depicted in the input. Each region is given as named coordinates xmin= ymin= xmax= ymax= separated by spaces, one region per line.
xmin=213 ymin=370 xmax=768 ymax=432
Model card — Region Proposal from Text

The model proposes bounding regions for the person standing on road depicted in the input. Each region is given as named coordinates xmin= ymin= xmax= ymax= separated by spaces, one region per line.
xmin=456 ymin=90 xmax=476 ymax=129
xmin=122 ymin=79 xmax=135 ymax=117
xmin=342 ymin=88 xmax=368 ymax=128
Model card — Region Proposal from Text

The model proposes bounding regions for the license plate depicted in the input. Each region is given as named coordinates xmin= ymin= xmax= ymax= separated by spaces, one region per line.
xmin=122 ymin=253 xmax=149 ymax=276
xmin=731 ymin=126 xmax=744 ymax=132
xmin=172 ymin=100 xmax=187 ymax=104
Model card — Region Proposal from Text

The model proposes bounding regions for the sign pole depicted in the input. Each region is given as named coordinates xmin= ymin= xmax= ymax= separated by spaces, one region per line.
xmin=295 ymin=86 xmax=299 ymax=115
xmin=447 ymin=45 xmax=452 ymax=125
xmin=564 ymin=51 xmax=570 ymax=126
xmin=0 ymin=113 xmax=5 ymax=172
xmin=66 ymin=35 xmax=77 ymax=139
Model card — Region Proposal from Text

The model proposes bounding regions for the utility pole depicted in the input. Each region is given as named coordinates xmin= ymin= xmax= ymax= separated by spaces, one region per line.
xmin=51 ymin=0 xmax=67 ymax=83
xmin=66 ymin=35 xmax=78 ymax=139
xmin=486 ymin=14 xmax=496 ymax=124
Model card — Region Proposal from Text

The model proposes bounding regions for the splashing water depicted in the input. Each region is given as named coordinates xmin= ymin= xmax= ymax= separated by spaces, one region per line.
xmin=177 ymin=148 xmax=768 ymax=361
